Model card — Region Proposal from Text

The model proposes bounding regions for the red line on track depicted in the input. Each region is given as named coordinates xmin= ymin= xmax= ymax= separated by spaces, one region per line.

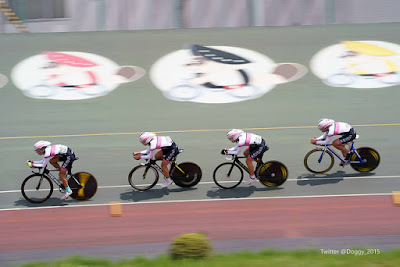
xmin=1 ymin=195 xmax=399 ymax=252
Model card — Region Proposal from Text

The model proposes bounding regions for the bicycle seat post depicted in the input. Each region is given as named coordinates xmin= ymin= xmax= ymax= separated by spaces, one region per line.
xmin=169 ymin=159 xmax=176 ymax=173
xmin=255 ymin=157 xmax=262 ymax=168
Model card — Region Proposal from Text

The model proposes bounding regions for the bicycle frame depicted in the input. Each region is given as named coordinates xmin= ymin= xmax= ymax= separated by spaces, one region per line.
xmin=33 ymin=166 xmax=80 ymax=190
xmin=318 ymin=141 xmax=364 ymax=164
xmin=142 ymin=158 xmax=185 ymax=177
xmin=227 ymin=155 xmax=264 ymax=175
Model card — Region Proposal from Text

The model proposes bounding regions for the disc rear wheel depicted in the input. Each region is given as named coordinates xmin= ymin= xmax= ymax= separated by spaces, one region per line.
xmin=350 ymin=147 xmax=380 ymax=172
xmin=258 ymin=161 xmax=288 ymax=187
xmin=69 ymin=172 xmax=98 ymax=201
xmin=171 ymin=162 xmax=202 ymax=188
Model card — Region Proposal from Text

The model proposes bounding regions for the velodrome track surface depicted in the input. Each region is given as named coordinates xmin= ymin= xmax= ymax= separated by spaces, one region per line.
xmin=1 ymin=195 xmax=400 ymax=265
xmin=1 ymin=23 xmax=400 ymax=264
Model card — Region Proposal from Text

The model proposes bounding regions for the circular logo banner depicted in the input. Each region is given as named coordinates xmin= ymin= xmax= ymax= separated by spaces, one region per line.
xmin=311 ymin=41 xmax=400 ymax=88
xmin=11 ymin=51 xmax=145 ymax=100
xmin=151 ymin=45 xmax=307 ymax=103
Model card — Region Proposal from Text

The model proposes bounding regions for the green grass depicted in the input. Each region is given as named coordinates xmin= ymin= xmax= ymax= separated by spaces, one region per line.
xmin=12 ymin=249 xmax=400 ymax=267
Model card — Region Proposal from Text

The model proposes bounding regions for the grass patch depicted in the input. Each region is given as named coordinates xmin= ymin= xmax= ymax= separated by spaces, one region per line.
xmin=11 ymin=249 xmax=400 ymax=267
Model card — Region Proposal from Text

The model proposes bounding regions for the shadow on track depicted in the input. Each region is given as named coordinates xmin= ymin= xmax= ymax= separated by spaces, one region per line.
xmin=14 ymin=197 xmax=72 ymax=208
xmin=296 ymin=171 xmax=376 ymax=186
xmin=206 ymin=185 xmax=283 ymax=199
xmin=120 ymin=187 xmax=198 ymax=202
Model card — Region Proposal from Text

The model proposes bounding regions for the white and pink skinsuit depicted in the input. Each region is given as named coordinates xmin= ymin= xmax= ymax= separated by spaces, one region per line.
xmin=226 ymin=132 xmax=263 ymax=155
xmin=32 ymin=144 xmax=71 ymax=169
xmin=315 ymin=122 xmax=353 ymax=145
xmin=139 ymin=136 xmax=173 ymax=160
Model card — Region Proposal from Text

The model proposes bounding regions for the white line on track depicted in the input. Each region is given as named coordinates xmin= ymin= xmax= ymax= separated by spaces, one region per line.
xmin=2 ymin=175 xmax=399 ymax=194
xmin=0 ymin=192 xmax=394 ymax=212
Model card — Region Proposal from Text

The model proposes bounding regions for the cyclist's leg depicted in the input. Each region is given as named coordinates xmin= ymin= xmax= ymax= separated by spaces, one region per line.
xmin=60 ymin=149 xmax=76 ymax=198
xmin=154 ymin=150 xmax=167 ymax=175
xmin=334 ymin=129 xmax=356 ymax=158
xmin=245 ymin=141 xmax=267 ymax=176
xmin=59 ymin=168 xmax=69 ymax=188
xmin=161 ymin=143 xmax=179 ymax=176
xmin=49 ymin=155 xmax=61 ymax=169
xmin=159 ymin=145 xmax=178 ymax=188
xmin=244 ymin=149 xmax=255 ymax=177
xmin=50 ymin=156 xmax=68 ymax=188
xmin=332 ymin=139 xmax=349 ymax=158
xmin=248 ymin=140 xmax=268 ymax=166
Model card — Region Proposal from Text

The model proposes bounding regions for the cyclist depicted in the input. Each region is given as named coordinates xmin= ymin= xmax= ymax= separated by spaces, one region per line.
xmin=133 ymin=132 xmax=179 ymax=188
xmin=221 ymin=129 xmax=269 ymax=184
xmin=26 ymin=141 xmax=77 ymax=200
xmin=311 ymin=118 xmax=356 ymax=165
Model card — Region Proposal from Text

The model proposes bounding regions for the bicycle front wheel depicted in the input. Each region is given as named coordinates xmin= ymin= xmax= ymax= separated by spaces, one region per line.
xmin=258 ymin=161 xmax=289 ymax=187
xmin=304 ymin=148 xmax=334 ymax=174
xmin=21 ymin=174 xmax=53 ymax=203
xmin=128 ymin=165 xmax=159 ymax=191
xmin=213 ymin=162 xmax=243 ymax=189
xmin=171 ymin=162 xmax=202 ymax=188
xmin=69 ymin=172 xmax=98 ymax=201
xmin=350 ymin=147 xmax=380 ymax=172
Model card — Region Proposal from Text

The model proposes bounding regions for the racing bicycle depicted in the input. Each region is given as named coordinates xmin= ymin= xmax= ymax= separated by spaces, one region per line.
xmin=128 ymin=148 xmax=202 ymax=191
xmin=213 ymin=154 xmax=288 ymax=189
xmin=21 ymin=159 xmax=98 ymax=203
xmin=304 ymin=135 xmax=380 ymax=174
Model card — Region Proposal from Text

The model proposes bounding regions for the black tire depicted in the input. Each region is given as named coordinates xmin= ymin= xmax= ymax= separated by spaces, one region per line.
xmin=304 ymin=148 xmax=334 ymax=174
xmin=350 ymin=147 xmax=380 ymax=172
xmin=171 ymin=162 xmax=202 ymax=188
xmin=258 ymin=161 xmax=289 ymax=187
xmin=21 ymin=174 xmax=53 ymax=203
xmin=128 ymin=165 xmax=159 ymax=191
xmin=68 ymin=172 xmax=98 ymax=201
xmin=213 ymin=162 xmax=243 ymax=189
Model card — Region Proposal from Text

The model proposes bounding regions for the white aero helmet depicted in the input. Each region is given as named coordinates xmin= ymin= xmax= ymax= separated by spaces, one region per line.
xmin=139 ymin=132 xmax=156 ymax=145
xmin=318 ymin=118 xmax=334 ymax=131
xmin=34 ymin=140 xmax=51 ymax=150
xmin=227 ymin=129 xmax=244 ymax=141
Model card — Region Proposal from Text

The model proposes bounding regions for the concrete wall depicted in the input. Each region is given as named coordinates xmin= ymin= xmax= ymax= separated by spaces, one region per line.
xmin=1 ymin=0 xmax=400 ymax=33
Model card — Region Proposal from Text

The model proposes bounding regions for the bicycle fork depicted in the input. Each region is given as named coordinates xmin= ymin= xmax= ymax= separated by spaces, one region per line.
xmin=141 ymin=164 xmax=152 ymax=180
xmin=36 ymin=176 xmax=46 ymax=191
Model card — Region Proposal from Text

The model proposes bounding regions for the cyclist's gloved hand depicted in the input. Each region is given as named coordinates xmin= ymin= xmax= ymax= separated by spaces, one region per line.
xmin=221 ymin=149 xmax=227 ymax=155
xmin=26 ymin=160 xmax=33 ymax=168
